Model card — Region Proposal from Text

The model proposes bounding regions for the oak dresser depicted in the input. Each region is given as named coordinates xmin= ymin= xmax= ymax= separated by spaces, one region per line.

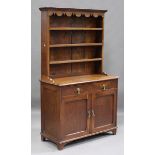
xmin=39 ymin=7 xmax=118 ymax=150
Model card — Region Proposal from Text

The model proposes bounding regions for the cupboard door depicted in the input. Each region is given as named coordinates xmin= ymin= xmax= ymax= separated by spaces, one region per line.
xmin=61 ymin=94 xmax=90 ymax=140
xmin=92 ymin=89 xmax=117 ymax=133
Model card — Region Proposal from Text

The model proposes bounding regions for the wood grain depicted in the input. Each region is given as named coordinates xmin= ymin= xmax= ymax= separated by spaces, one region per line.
xmin=50 ymin=58 xmax=102 ymax=64
xmin=50 ymin=43 xmax=102 ymax=48
xmin=45 ymin=74 xmax=118 ymax=86
xmin=49 ymin=27 xmax=103 ymax=30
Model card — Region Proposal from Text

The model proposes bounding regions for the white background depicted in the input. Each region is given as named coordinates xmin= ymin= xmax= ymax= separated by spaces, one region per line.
xmin=0 ymin=0 xmax=155 ymax=155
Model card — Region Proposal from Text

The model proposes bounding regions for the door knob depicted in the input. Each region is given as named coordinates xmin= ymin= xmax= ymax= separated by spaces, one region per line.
xmin=88 ymin=110 xmax=91 ymax=118
xmin=92 ymin=110 xmax=95 ymax=117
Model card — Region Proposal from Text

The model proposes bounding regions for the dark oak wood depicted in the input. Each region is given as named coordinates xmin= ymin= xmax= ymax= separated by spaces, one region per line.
xmin=61 ymin=94 xmax=90 ymax=140
xmin=49 ymin=27 xmax=103 ymax=30
xmin=49 ymin=58 xmax=102 ymax=64
xmin=112 ymin=128 xmax=117 ymax=135
xmin=49 ymin=43 xmax=102 ymax=48
xmin=40 ymin=7 xmax=118 ymax=150
xmin=57 ymin=143 xmax=65 ymax=150
xmin=41 ymin=135 xmax=46 ymax=141
xmin=39 ymin=7 xmax=107 ymax=17
xmin=92 ymin=89 xmax=117 ymax=133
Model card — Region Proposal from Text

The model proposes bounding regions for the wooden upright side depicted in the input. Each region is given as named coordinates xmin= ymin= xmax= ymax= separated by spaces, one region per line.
xmin=101 ymin=15 xmax=104 ymax=72
xmin=41 ymin=82 xmax=61 ymax=141
xmin=41 ymin=11 xmax=50 ymax=78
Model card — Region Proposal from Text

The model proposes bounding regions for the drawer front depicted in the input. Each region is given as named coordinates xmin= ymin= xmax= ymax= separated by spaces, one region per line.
xmin=61 ymin=79 xmax=118 ymax=96
xmin=61 ymin=84 xmax=89 ymax=96
xmin=93 ymin=79 xmax=118 ymax=92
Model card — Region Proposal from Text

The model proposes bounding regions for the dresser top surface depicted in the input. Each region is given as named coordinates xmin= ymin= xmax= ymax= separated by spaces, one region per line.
xmin=41 ymin=74 xmax=118 ymax=86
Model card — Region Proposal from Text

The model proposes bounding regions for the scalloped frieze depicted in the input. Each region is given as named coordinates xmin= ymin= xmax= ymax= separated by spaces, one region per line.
xmin=48 ymin=10 xmax=105 ymax=18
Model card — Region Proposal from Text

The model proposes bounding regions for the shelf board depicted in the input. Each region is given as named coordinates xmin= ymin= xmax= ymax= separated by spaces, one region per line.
xmin=49 ymin=27 xmax=103 ymax=30
xmin=50 ymin=43 xmax=102 ymax=48
xmin=50 ymin=58 xmax=102 ymax=64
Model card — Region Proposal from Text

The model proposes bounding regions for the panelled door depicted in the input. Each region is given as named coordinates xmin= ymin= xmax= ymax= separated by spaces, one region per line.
xmin=91 ymin=89 xmax=117 ymax=133
xmin=61 ymin=94 xmax=91 ymax=140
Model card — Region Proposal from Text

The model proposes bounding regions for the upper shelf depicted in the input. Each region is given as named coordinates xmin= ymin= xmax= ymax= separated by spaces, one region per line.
xmin=49 ymin=27 xmax=103 ymax=31
xmin=50 ymin=43 xmax=102 ymax=48
xmin=50 ymin=58 xmax=102 ymax=64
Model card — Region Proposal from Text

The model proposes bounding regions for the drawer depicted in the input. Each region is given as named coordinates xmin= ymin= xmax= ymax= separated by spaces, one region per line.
xmin=61 ymin=79 xmax=117 ymax=96
xmin=93 ymin=79 xmax=117 ymax=91
xmin=61 ymin=84 xmax=89 ymax=96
